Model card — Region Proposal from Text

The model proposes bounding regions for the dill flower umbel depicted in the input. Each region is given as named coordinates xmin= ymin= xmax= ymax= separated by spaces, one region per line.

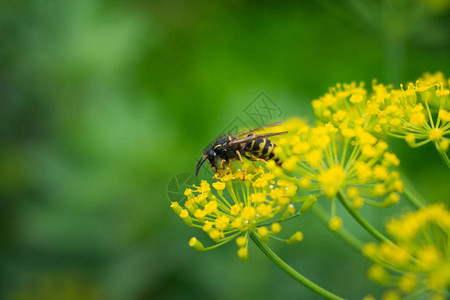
xmin=171 ymin=166 xmax=308 ymax=260
xmin=312 ymin=72 xmax=450 ymax=168
xmin=363 ymin=203 xmax=450 ymax=300
xmin=274 ymin=120 xmax=402 ymax=205
xmin=268 ymin=119 xmax=403 ymax=229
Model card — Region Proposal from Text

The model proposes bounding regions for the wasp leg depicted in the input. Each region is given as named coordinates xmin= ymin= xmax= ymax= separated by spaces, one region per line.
xmin=219 ymin=159 xmax=226 ymax=170
xmin=245 ymin=156 xmax=267 ymax=164
xmin=242 ymin=153 xmax=266 ymax=169
xmin=236 ymin=150 xmax=246 ymax=181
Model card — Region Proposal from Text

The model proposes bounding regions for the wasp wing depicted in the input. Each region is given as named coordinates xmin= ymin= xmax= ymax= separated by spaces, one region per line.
xmin=236 ymin=122 xmax=283 ymax=137
xmin=228 ymin=131 xmax=288 ymax=146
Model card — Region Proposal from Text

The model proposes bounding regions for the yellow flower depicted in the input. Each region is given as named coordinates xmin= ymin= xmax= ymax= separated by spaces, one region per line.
xmin=312 ymin=73 xmax=450 ymax=168
xmin=212 ymin=181 xmax=226 ymax=191
xmin=287 ymin=231 xmax=303 ymax=244
xmin=397 ymin=274 xmax=417 ymax=293
xmin=368 ymin=264 xmax=389 ymax=284
xmin=365 ymin=203 xmax=450 ymax=299
xmin=274 ymin=122 xmax=402 ymax=209
xmin=236 ymin=236 xmax=247 ymax=247
xmin=173 ymin=167 xmax=303 ymax=259
xmin=318 ymin=165 xmax=345 ymax=199
xmin=328 ymin=216 xmax=342 ymax=231
xmin=237 ymin=247 xmax=249 ymax=261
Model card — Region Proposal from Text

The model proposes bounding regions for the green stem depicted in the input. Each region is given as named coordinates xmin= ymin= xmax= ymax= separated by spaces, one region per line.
xmin=337 ymin=191 xmax=391 ymax=244
xmin=250 ymin=231 xmax=344 ymax=300
xmin=400 ymin=172 xmax=426 ymax=209
xmin=311 ymin=204 xmax=364 ymax=253
xmin=436 ymin=144 xmax=450 ymax=169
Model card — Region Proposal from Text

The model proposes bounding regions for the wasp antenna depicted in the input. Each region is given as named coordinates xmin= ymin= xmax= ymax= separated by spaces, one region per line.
xmin=195 ymin=156 xmax=207 ymax=176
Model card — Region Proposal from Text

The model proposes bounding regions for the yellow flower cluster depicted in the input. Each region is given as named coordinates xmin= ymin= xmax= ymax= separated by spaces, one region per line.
xmin=270 ymin=119 xmax=403 ymax=212
xmin=363 ymin=203 xmax=450 ymax=300
xmin=312 ymin=72 xmax=450 ymax=167
xmin=171 ymin=166 xmax=306 ymax=260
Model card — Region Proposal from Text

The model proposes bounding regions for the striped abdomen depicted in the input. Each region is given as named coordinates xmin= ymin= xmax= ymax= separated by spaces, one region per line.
xmin=244 ymin=138 xmax=281 ymax=165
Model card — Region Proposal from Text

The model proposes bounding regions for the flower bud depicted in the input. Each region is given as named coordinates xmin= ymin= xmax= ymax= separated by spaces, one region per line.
xmin=381 ymin=192 xmax=400 ymax=207
xmin=180 ymin=209 xmax=193 ymax=226
xmin=271 ymin=222 xmax=281 ymax=234
xmin=257 ymin=227 xmax=269 ymax=243
xmin=287 ymin=231 xmax=303 ymax=244
xmin=236 ymin=236 xmax=247 ymax=248
xmin=281 ymin=204 xmax=295 ymax=220
xmin=237 ymin=247 xmax=249 ymax=261
xmin=189 ymin=237 xmax=205 ymax=251
xmin=368 ymin=264 xmax=389 ymax=285
xmin=328 ymin=216 xmax=342 ymax=231
xmin=171 ymin=202 xmax=182 ymax=215
xmin=299 ymin=195 xmax=317 ymax=215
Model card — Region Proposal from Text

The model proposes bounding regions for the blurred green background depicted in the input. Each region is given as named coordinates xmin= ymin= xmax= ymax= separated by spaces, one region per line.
xmin=1 ymin=1 xmax=449 ymax=299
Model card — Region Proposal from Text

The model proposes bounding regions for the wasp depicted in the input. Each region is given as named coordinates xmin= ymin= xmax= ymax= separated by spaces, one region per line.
xmin=195 ymin=123 xmax=287 ymax=179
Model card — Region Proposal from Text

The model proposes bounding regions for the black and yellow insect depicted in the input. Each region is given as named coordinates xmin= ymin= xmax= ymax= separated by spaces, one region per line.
xmin=195 ymin=123 xmax=287 ymax=178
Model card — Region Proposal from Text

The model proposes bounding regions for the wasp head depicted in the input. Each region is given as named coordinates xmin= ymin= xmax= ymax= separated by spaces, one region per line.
xmin=196 ymin=147 xmax=217 ymax=176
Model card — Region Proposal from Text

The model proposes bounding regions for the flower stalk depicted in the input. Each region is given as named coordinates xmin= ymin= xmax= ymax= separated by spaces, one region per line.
xmin=336 ymin=191 xmax=391 ymax=244
xmin=250 ymin=231 xmax=344 ymax=300
xmin=310 ymin=203 xmax=364 ymax=253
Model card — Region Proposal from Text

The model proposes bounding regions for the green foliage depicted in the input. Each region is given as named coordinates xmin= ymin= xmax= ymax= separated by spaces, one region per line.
xmin=1 ymin=0 xmax=449 ymax=299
